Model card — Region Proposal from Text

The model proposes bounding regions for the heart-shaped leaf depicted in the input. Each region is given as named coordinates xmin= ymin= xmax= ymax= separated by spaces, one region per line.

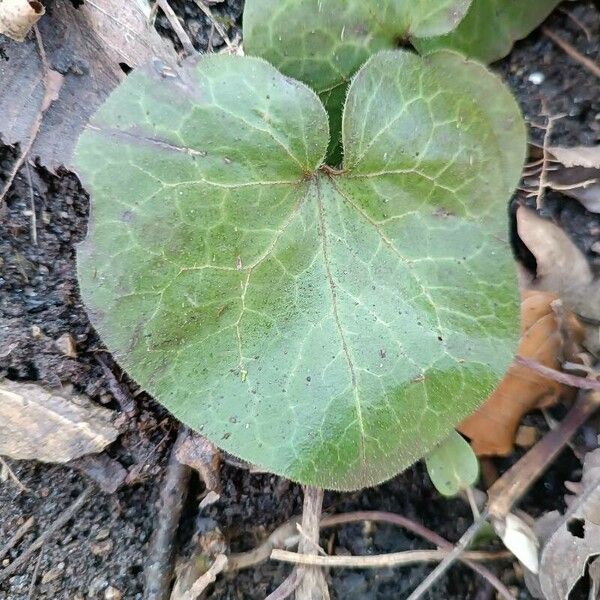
xmin=413 ymin=0 xmax=561 ymax=63
xmin=243 ymin=0 xmax=473 ymax=163
xmin=75 ymin=50 xmax=525 ymax=490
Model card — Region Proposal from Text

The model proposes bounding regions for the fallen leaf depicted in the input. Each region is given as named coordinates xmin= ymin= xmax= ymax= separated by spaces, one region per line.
xmin=549 ymin=146 xmax=600 ymax=169
xmin=0 ymin=0 xmax=44 ymax=41
xmin=459 ymin=290 xmax=582 ymax=455
xmin=0 ymin=378 xmax=118 ymax=463
xmin=547 ymin=146 xmax=600 ymax=213
xmin=517 ymin=206 xmax=600 ymax=354
xmin=494 ymin=512 xmax=540 ymax=573
xmin=530 ymin=432 xmax=600 ymax=600
xmin=0 ymin=0 xmax=176 ymax=170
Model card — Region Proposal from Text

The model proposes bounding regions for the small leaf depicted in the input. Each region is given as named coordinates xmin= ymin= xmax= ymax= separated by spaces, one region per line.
xmin=413 ymin=0 xmax=561 ymax=63
xmin=425 ymin=430 xmax=479 ymax=496
xmin=243 ymin=0 xmax=472 ymax=162
xmin=75 ymin=50 xmax=524 ymax=490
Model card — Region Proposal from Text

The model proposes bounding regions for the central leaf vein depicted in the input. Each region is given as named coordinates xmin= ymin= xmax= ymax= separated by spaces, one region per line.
xmin=315 ymin=177 xmax=367 ymax=462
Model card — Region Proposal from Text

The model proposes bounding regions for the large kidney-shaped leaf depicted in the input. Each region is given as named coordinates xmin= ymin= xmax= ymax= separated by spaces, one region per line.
xmin=75 ymin=50 xmax=525 ymax=490
xmin=414 ymin=0 xmax=561 ymax=63
xmin=243 ymin=0 xmax=472 ymax=163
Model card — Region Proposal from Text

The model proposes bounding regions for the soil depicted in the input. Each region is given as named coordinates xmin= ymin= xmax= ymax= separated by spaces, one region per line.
xmin=0 ymin=2 xmax=599 ymax=599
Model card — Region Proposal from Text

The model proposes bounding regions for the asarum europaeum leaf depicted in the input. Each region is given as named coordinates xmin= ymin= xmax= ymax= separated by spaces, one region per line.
xmin=243 ymin=0 xmax=474 ymax=163
xmin=413 ymin=0 xmax=562 ymax=63
xmin=74 ymin=50 xmax=525 ymax=490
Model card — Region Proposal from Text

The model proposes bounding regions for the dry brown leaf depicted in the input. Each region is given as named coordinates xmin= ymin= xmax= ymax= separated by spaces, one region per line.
xmin=549 ymin=145 xmax=600 ymax=169
xmin=459 ymin=289 xmax=582 ymax=456
xmin=517 ymin=206 xmax=600 ymax=355
xmin=0 ymin=378 xmax=118 ymax=463
xmin=529 ymin=432 xmax=600 ymax=599
xmin=0 ymin=0 xmax=176 ymax=170
xmin=0 ymin=0 xmax=44 ymax=41
xmin=546 ymin=146 xmax=600 ymax=213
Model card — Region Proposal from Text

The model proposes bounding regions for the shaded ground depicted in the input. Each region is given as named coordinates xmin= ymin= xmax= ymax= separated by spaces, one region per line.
xmin=0 ymin=1 xmax=599 ymax=598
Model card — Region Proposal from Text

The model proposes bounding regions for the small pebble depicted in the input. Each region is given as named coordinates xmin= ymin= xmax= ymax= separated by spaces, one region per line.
xmin=104 ymin=585 xmax=122 ymax=600
xmin=528 ymin=71 xmax=545 ymax=85
xmin=55 ymin=332 xmax=77 ymax=358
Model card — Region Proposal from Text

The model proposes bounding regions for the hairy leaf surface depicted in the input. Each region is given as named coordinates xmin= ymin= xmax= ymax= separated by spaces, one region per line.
xmin=414 ymin=0 xmax=561 ymax=63
xmin=243 ymin=0 xmax=472 ymax=162
xmin=75 ymin=51 xmax=524 ymax=490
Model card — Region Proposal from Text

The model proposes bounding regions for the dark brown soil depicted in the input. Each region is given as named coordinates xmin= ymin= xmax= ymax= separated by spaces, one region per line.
xmin=1 ymin=2 xmax=599 ymax=599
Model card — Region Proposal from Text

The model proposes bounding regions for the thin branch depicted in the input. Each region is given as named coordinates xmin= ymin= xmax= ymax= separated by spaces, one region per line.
xmin=265 ymin=568 xmax=304 ymax=600
xmin=144 ymin=427 xmax=191 ymax=600
xmin=27 ymin=547 xmax=43 ymax=599
xmin=177 ymin=554 xmax=228 ymax=600
xmin=515 ymin=355 xmax=600 ymax=391
xmin=0 ymin=457 xmax=29 ymax=493
xmin=487 ymin=390 xmax=600 ymax=520
xmin=0 ymin=488 xmax=92 ymax=584
xmin=320 ymin=512 xmax=513 ymax=600
xmin=407 ymin=389 xmax=600 ymax=599
xmin=405 ymin=515 xmax=490 ymax=600
xmin=271 ymin=548 xmax=510 ymax=568
xmin=156 ymin=0 xmax=196 ymax=57
xmin=543 ymin=27 xmax=600 ymax=78
xmin=0 ymin=26 xmax=63 ymax=206
xmin=191 ymin=0 xmax=232 ymax=48
xmin=559 ymin=7 xmax=593 ymax=42
xmin=0 ymin=516 xmax=35 ymax=562
xmin=226 ymin=519 xmax=300 ymax=571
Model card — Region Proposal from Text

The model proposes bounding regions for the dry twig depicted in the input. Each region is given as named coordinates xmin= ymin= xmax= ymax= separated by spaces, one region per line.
xmin=406 ymin=390 xmax=600 ymax=599
xmin=191 ymin=0 xmax=232 ymax=48
xmin=265 ymin=568 xmax=304 ymax=600
xmin=542 ymin=27 xmax=600 ymax=79
xmin=0 ymin=26 xmax=63 ymax=206
xmin=156 ymin=0 xmax=196 ymax=57
xmin=0 ymin=457 xmax=29 ymax=493
xmin=0 ymin=516 xmax=35 ymax=562
xmin=271 ymin=548 xmax=511 ymax=568
xmin=176 ymin=554 xmax=228 ymax=600
xmin=515 ymin=355 xmax=600 ymax=391
xmin=0 ymin=487 xmax=91 ymax=584
xmin=321 ymin=512 xmax=512 ymax=600
xmin=144 ymin=427 xmax=191 ymax=600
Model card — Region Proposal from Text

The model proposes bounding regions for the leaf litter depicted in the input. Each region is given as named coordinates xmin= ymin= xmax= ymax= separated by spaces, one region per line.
xmin=0 ymin=378 xmax=118 ymax=463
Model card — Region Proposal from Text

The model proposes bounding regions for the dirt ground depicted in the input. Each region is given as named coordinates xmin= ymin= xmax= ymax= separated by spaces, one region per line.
xmin=0 ymin=2 xmax=599 ymax=599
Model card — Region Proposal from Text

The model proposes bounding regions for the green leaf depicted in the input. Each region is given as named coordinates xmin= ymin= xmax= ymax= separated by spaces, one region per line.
xmin=413 ymin=0 xmax=561 ymax=63
xmin=425 ymin=430 xmax=479 ymax=496
xmin=243 ymin=0 xmax=472 ymax=163
xmin=75 ymin=50 xmax=524 ymax=491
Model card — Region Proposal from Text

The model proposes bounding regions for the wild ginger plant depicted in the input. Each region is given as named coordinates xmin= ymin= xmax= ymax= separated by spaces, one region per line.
xmin=75 ymin=45 xmax=526 ymax=489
